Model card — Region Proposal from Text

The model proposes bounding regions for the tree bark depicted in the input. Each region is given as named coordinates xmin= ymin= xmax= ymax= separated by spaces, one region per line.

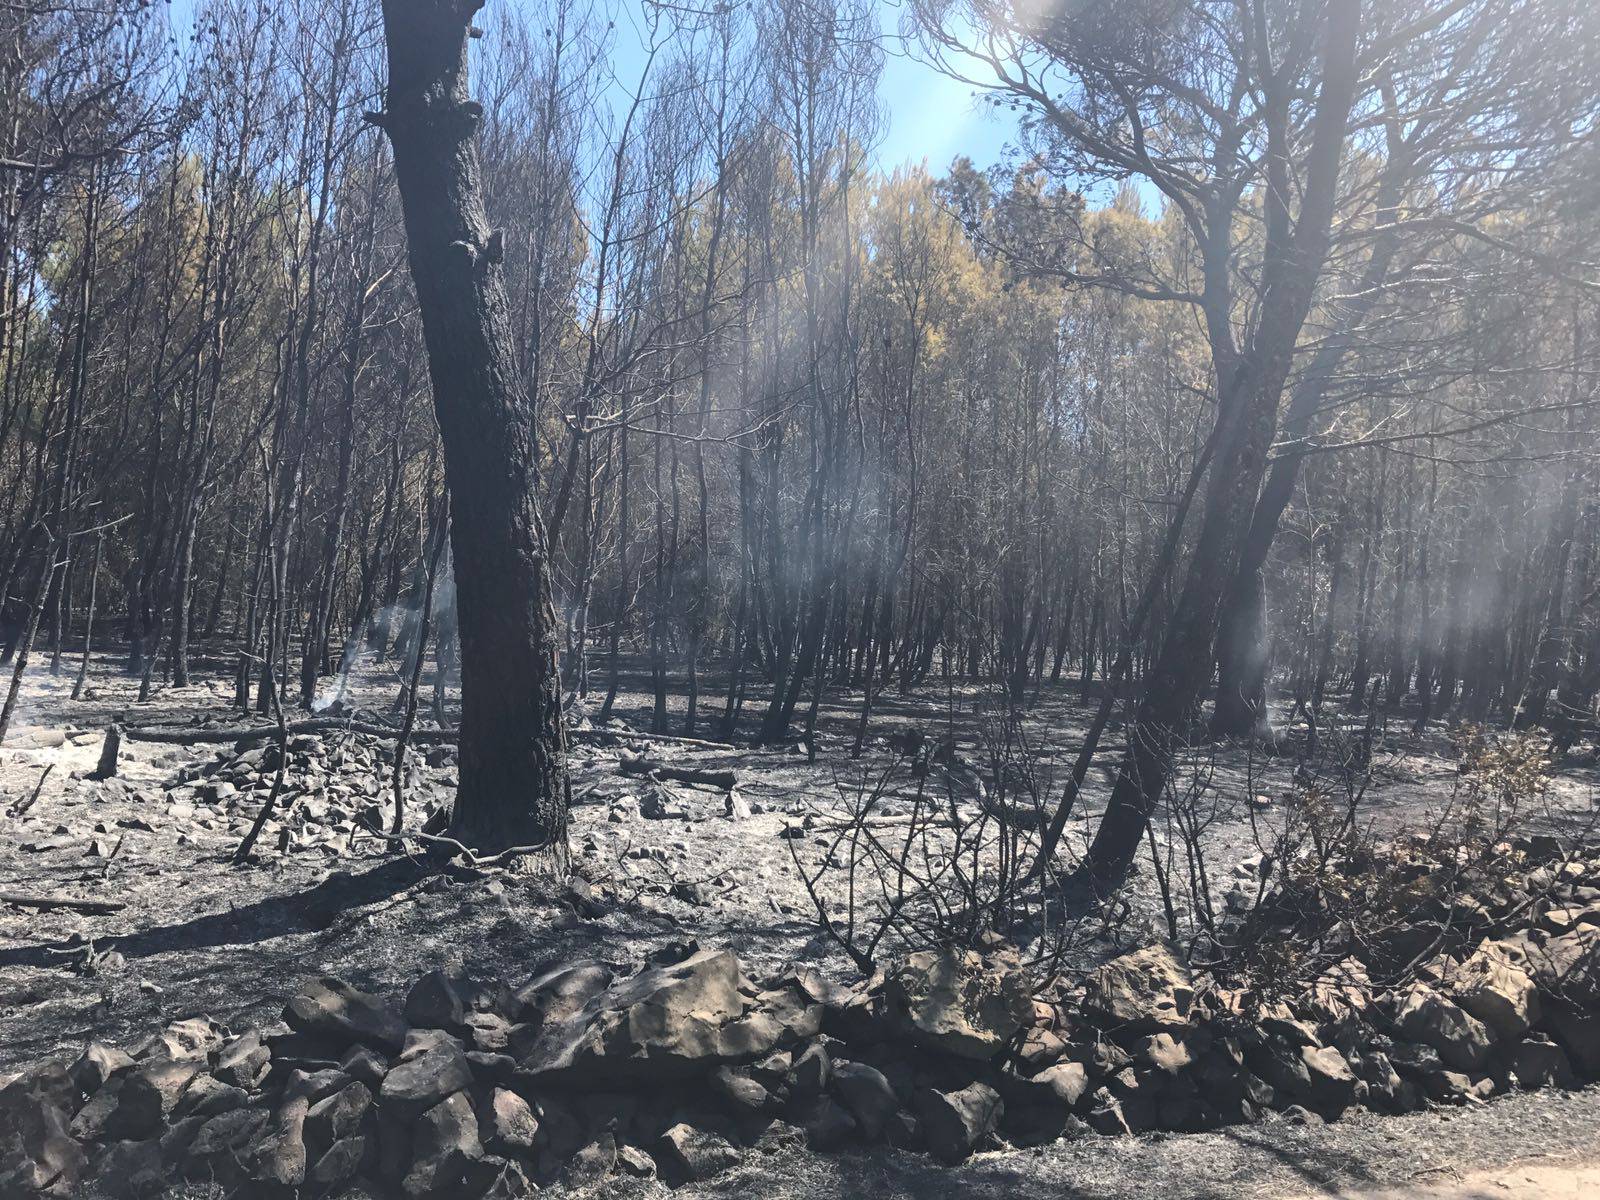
xmin=1081 ymin=0 xmax=1362 ymax=887
xmin=374 ymin=0 xmax=569 ymax=859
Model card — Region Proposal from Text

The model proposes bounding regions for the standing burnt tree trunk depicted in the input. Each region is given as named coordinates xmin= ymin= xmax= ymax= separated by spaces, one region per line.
xmin=372 ymin=0 xmax=570 ymax=859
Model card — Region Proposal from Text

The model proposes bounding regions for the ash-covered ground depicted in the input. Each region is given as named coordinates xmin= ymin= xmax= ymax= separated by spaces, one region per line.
xmin=3 ymin=649 xmax=1599 ymax=1196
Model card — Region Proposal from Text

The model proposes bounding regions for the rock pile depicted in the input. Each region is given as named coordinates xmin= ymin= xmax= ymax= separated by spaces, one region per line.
xmin=4 ymin=841 xmax=1599 ymax=1198
xmin=162 ymin=731 xmax=457 ymax=852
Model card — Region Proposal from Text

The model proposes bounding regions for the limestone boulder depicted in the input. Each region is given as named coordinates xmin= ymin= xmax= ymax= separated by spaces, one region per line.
xmin=106 ymin=1059 xmax=202 ymax=1140
xmin=401 ymin=1091 xmax=482 ymax=1198
xmin=831 ymin=1062 xmax=899 ymax=1139
xmin=0 ymin=1066 xmax=86 ymax=1198
xmin=654 ymin=1121 xmax=741 ymax=1182
xmin=1083 ymin=944 xmax=1194 ymax=1032
xmin=1451 ymin=942 xmax=1540 ymax=1039
xmin=1395 ymin=985 xmax=1496 ymax=1072
xmin=284 ymin=976 xmax=408 ymax=1054
xmin=915 ymin=1082 xmax=1003 ymax=1164
xmin=518 ymin=949 xmax=818 ymax=1085
xmin=378 ymin=1033 xmax=473 ymax=1126
xmin=887 ymin=948 xmax=1033 ymax=1061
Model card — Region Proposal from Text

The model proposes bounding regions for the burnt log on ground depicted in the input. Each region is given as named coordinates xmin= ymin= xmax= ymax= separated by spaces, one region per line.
xmin=0 ymin=891 xmax=125 ymax=914
xmin=619 ymin=751 xmax=737 ymax=790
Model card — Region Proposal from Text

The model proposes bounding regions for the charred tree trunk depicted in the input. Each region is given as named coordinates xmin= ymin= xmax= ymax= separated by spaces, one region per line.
xmin=1080 ymin=0 xmax=1361 ymax=888
xmin=373 ymin=0 xmax=569 ymax=859
xmin=1211 ymin=567 xmax=1269 ymax=738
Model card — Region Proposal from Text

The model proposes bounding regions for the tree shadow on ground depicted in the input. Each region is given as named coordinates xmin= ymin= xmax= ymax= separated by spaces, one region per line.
xmin=0 ymin=856 xmax=426 ymax=970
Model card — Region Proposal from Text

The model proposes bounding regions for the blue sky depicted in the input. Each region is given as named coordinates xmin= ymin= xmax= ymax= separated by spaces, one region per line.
xmin=164 ymin=0 xmax=1022 ymax=176
xmin=874 ymin=2 xmax=1019 ymax=172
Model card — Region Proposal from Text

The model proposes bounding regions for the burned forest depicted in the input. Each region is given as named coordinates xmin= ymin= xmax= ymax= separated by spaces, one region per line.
xmin=5 ymin=0 xmax=1600 ymax=1197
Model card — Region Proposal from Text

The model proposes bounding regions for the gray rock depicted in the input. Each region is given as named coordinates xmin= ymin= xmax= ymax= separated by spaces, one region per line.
xmin=284 ymin=977 xmax=407 ymax=1054
xmin=405 ymin=970 xmax=467 ymax=1030
xmin=281 ymin=1067 xmax=353 ymax=1106
xmin=1543 ymin=996 xmax=1600 ymax=1074
xmin=532 ymin=1094 xmax=584 ymax=1157
xmin=914 ymin=1082 xmax=1003 ymax=1164
xmin=378 ymin=1036 xmax=473 ymax=1125
xmin=510 ymin=963 xmax=624 ymax=1029
xmin=1104 ymin=1067 xmax=1159 ymax=1132
xmin=308 ymin=1134 xmax=370 ymax=1190
xmin=248 ymin=1092 xmax=310 ymax=1194
xmin=616 ymin=1143 xmax=657 ymax=1177
xmin=157 ymin=1113 xmax=207 ymax=1163
xmin=1452 ymin=942 xmax=1540 ymax=1039
xmin=1395 ymin=984 xmax=1496 ymax=1071
xmin=0 ymin=1067 xmax=86 ymax=1196
xmin=1135 ymin=1031 xmax=1192 ymax=1075
xmin=1510 ymin=1036 xmax=1576 ymax=1090
xmin=1084 ymin=1092 xmax=1131 ymax=1136
xmin=1032 ymin=1061 xmax=1091 ymax=1107
xmin=339 ymin=1045 xmax=388 ymax=1090
xmin=1082 ymin=944 xmax=1194 ymax=1032
xmin=69 ymin=1076 xmax=124 ymax=1141
xmin=465 ymin=1051 xmax=517 ymax=1084
xmin=654 ymin=1121 xmax=741 ymax=1182
xmin=564 ymin=1132 xmax=618 ymax=1186
xmin=136 ymin=1017 xmax=225 ymax=1064
xmin=749 ymin=1049 xmax=794 ymax=1094
xmin=1521 ymin=927 xmax=1599 ymax=994
xmin=95 ymin=1139 xmax=164 ymax=1198
xmin=107 ymin=1058 xmax=202 ymax=1139
xmin=1299 ymin=1044 xmax=1360 ymax=1111
xmin=888 ymin=948 xmax=1033 ymax=1061
xmin=483 ymin=1087 xmax=538 ymax=1154
xmin=800 ymin=1097 xmax=858 ymax=1149
xmin=518 ymin=949 xmax=817 ymax=1085
xmin=463 ymin=1013 xmax=513 ymax=1055
xmin=709 ymin=1065 xmax=770 ymax=1113
xmin=831 ymin=1062 xmax=898 ymax=1139
xmin=789 ymin=1040 xmax=831 ymax=1099
xmin=885 ymin=1108 xmax=923 ymax=1150
xmin=184 ymin=1108 xmax=270 ymax=1180
xmin=172 ymin=1073 xmax=250 ymax=1121
xmin=1245 ymin=1040 xmax=1312 ymax=1102
xmin=70 ymin=1043 xmax=134 ymax=1096
xmin=1014 ymin=1027 xmax=1068 ymax=1071
xmin=215 ymin=1031 xmax=272 ymax=1090
xmin=305 ymin=1081 xmax=371 ymax=1153
xmin=1063 ymin=1035 xmax=1131 ymax=1076
xmin=401 ymin=1091 xmax=483 ymax=1198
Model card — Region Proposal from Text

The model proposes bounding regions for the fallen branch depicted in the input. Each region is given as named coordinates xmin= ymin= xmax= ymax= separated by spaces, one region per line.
xmin=355 ymin=818 xmax=548 ymax=869
xmin=0 ymin=891 xmax=125 ymax=914
xmin=583 ymin=727 xmax=736 ymax=751
xmin=8 ymin=763 xmax=53 ymax=817
xmin=619 ymin=751 xmax=737 ymax=789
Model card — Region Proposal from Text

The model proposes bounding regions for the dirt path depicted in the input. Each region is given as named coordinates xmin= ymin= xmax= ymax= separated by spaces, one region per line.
xmin=1326 ymin=1161 xmax=1600 ymax=1199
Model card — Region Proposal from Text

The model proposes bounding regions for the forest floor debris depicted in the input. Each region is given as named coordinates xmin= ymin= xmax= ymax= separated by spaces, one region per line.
xmin=3 ymin=658 xmax=1600 ymax=1196
xmin=4 ymin=853 xmax=1600 ymax=1197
